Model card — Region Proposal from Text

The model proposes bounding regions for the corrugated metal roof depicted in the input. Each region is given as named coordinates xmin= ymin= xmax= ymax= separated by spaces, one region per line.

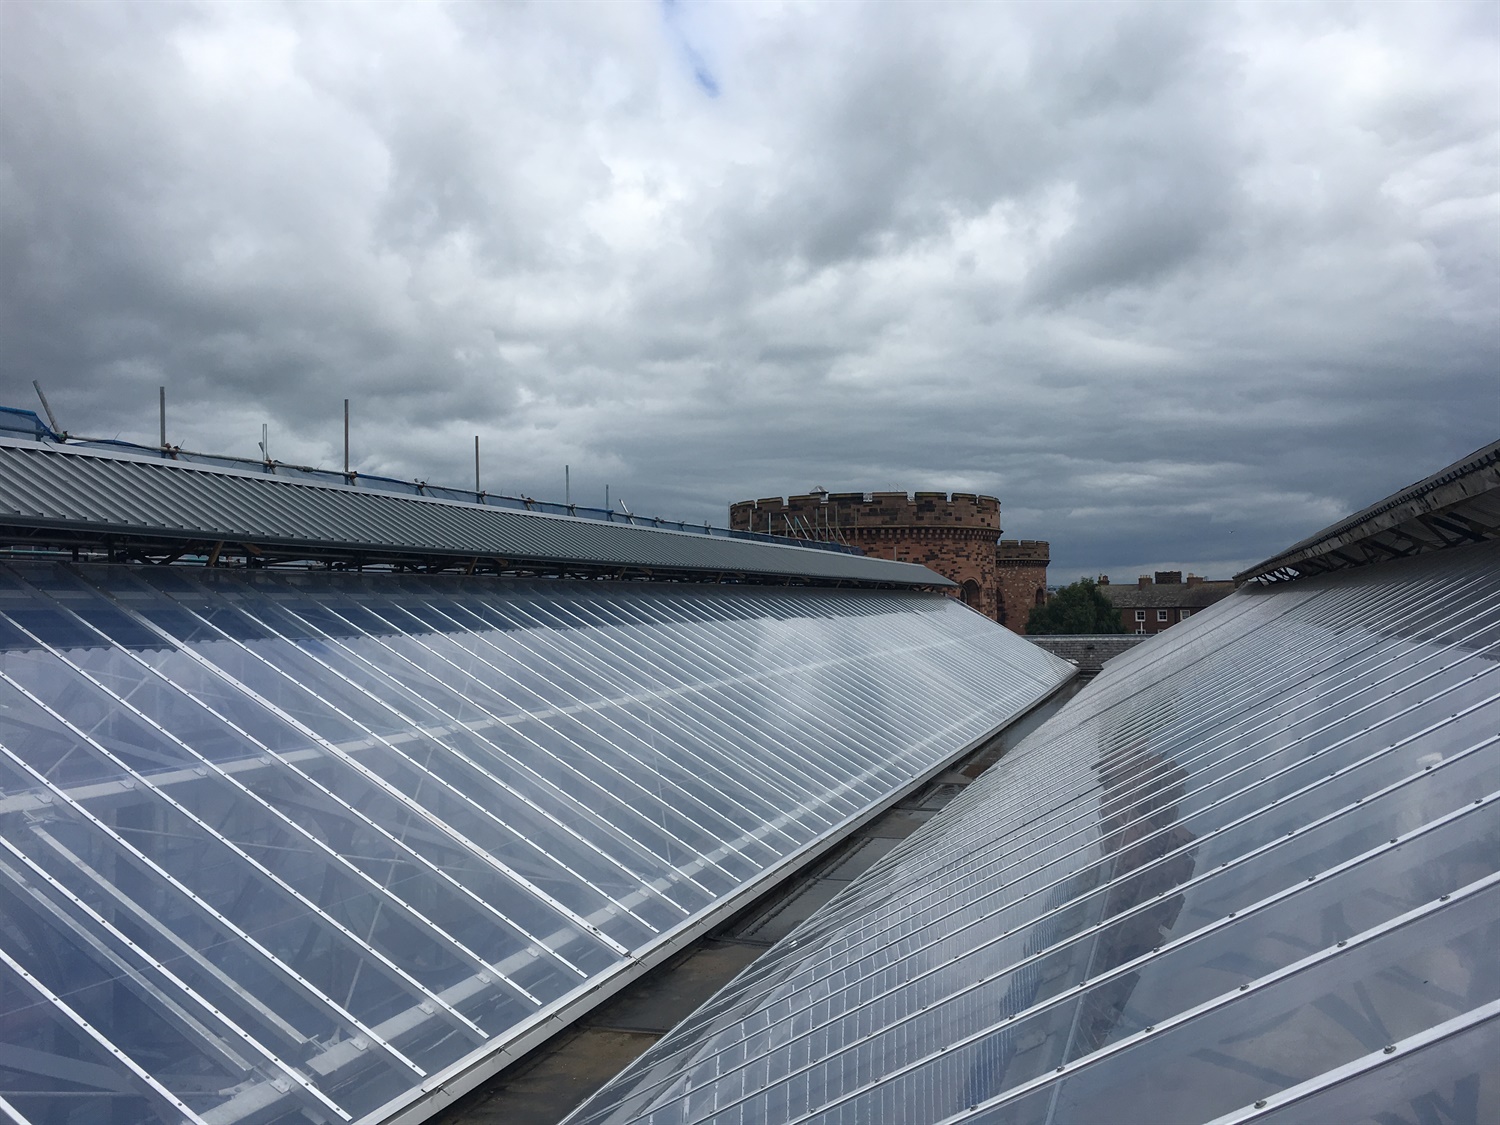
xmin=0 ymin=439 xmax=952 ymax=588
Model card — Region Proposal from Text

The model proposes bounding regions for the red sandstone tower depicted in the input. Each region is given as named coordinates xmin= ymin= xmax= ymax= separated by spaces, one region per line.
xmin=994 ymin=539 xmax=1051 ymax=633
xmin=729 ymin=491 xmax=1049 ymax=634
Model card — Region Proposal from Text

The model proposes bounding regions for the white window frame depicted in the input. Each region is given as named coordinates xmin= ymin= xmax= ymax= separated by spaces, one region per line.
xmin=1135 ymin=610 xmax=1146 ymax=622
xmin=1157 ymin=609 xmax=1169 ymax=622
xmin=1181 ymin=609 xmax=1192 ymax=619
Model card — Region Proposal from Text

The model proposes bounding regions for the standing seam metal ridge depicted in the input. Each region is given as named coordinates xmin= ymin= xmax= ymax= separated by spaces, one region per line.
xmin=0 ymin=442 xmax=950 ymax=584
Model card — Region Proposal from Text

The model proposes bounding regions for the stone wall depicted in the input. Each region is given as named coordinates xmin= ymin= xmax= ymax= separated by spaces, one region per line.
xmin=995 ymin=539 xmax=1050 ymax=635
xmin=730 ymin=492 xmax=1046 ymax=631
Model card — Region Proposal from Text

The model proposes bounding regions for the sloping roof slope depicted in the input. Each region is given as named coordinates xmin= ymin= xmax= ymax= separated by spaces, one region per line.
xmin=0 ymin=562 xmax=1070 ymax=1124
xmin=0 ymin=439 xmax=947 ymax=588
xmin=571 ymin=535 xmax=1500 ymax=1124
xmin=1098 ymin=581 xmax=1235 ymax=609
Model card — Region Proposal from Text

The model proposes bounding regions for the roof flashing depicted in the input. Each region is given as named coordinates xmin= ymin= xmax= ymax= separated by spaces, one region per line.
xmin=1236 ymin=438 xmax=1500 ymax=584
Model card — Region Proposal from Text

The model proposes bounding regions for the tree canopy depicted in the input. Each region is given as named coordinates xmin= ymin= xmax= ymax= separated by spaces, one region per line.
xmin=1026 ymin=579 xmax=1127 ymax=635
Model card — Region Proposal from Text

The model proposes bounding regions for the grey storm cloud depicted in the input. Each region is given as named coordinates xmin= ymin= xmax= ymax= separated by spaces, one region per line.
xmin=0 ymin=0 xmax=1495 ymax=582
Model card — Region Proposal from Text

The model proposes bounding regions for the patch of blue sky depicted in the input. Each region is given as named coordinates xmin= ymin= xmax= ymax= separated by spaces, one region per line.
xmin=661 ymin=0 xmax=720 ymax=97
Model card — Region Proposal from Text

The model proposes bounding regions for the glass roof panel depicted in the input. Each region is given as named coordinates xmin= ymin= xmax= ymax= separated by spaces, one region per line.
xmin=0 ymin=560 xmax=1069 ymax=1123
xmin=570 ymin=539 xmax=1500 ymax=1125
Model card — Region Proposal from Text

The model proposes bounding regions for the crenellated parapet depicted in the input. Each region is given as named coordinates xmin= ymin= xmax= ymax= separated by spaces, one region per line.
xmin=730 ymin=492 xmax=1000 ymax=538
xmin=729 ymin=490 xmax=1049 ymax=635
xmin=997 ymin=540 xmax=1050 ymax=565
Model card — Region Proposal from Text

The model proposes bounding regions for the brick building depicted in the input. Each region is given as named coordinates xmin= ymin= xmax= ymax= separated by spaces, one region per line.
xmin=728 ymin=491 xmax=1049 ymax=634
xmin=1098 ymin=571 xmax=1235 ymax=634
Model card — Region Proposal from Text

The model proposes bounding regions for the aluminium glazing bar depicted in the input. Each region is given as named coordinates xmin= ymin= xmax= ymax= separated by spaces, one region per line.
xmin=600 ymin=697 xmax=1500 ymax=1101
xmin=346 ymin=597 xmax=779 ymax=874
xmin=0 ymin=611 xmax=494 ymax=1047
xmin=703 ymin=642 xmax=1500 ymax=1040
xmin=784 ymin=629 xmax=1500 ymax=980
xmin=251 ymin=595 xmax=714 ymax=917
xmin=257 ymin=597 xmax=709 ymax=912
xmin=417 ymin=594 xmax=866 ymax=850
xmin=0 ymin=848 xmax=257 ymax=1072
xmin=10 ymin=588 xmax=555 ymax=1013
xmin=0 ymin=733 xmax=426 ymax=1079
xmin=1200 ymin=996 xmax=1500 ymax=1125
xmin=767 ymin=640 xmax=1500 ymax=1012
xmin=0 ymin=934 xmax=209 ymax=1125
xmin=543 ymin=589 xmax=972 ymax=807
xmin=0 ymin=836 xmax=351 ymax=1122
xmin=1076 ymin=562 xmax=1482 ymax=739
xmin=539 ymin=589 xmax=987 ymax=800
xmin=455 ymin=595 xmax=848 ymax=815
xmin=929 ymin=864 xmax=1500 ymax=1124
xmin=616 ymin=754 xmax=1500 ymax=1125
xmin=92 ymin=583 xmax=613 ymax=970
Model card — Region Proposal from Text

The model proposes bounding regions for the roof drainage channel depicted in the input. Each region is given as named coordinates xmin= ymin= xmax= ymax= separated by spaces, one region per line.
xmin=428 ymin=677 xmax=1088 ymax=1125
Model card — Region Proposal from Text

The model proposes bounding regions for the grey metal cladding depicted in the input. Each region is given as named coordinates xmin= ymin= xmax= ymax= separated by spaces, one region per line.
xmin=0 ymin=440 xmax=951 ymax=586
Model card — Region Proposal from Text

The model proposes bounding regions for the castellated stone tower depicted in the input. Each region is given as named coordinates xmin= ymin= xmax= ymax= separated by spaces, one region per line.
xmin=729 ymin=491 xmax=1049 ymax=634
xmin=995 ymin=539 xmax=1051 ymax=633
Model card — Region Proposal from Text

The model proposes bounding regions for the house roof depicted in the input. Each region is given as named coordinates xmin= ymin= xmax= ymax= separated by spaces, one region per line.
xmin=1098 ymin=581 xmax=1236 ymax=609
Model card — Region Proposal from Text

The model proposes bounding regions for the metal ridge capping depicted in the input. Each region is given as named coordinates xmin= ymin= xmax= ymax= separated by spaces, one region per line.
xmin=0 ymin=438 xmax=951 ymax=587
xmin=1235 ymin=437 xmax=1500 ymax=584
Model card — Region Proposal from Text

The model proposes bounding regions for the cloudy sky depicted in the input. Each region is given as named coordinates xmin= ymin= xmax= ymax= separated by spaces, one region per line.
xmin=2 ymin=1 xmax=1495 ymax=582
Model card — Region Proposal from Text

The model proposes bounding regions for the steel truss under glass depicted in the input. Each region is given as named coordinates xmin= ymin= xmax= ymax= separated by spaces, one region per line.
xmin=0 ymin=561 xmax=1070 ymax=1125
xmin=572 ymin=538 xmax=1500 ymax=1125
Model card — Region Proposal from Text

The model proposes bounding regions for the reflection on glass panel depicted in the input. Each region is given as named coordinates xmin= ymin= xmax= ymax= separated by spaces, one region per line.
xmin=982 ymin=878 xmax=1500 ymax=1125
xmin=0 ymin=559 xmax=1067 ymax=1123
xmin=569 ymin=540 xmax=1500 ymax=1125
xmin=1244 ymin=1009 xmax=1499 ymax=1125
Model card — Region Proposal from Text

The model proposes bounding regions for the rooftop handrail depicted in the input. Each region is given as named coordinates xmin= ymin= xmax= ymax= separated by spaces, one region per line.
xmin=0 ymin=405 xmax=863 ymax=555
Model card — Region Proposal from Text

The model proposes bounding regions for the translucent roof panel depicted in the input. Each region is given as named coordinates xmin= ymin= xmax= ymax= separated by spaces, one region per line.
xmin=571 ymin=537 xmax=1500 ymax=1125
xmin=0 ymin=561 xmax=1071 ymax=1125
